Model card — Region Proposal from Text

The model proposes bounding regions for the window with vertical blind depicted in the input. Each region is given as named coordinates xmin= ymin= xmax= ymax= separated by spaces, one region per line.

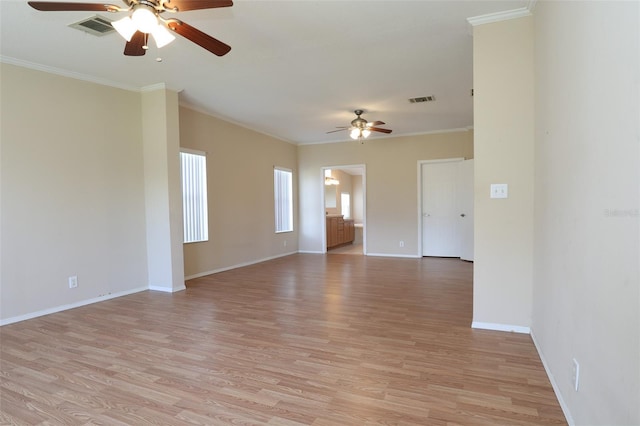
xmin=180 ymin=150 xmax=208 ymax=243
xmin=274 ymin=167 xmax=293 ymax=233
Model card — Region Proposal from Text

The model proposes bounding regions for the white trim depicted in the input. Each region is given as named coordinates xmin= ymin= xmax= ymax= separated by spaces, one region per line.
xmin=274 ymin=168 xmax=294 ymax=233
xmin=148 ymin=284 xmax=186 ymax=293
xmin=321 ymin=164 xmax=367 ymax=255
xmin=419 ymin=157 xmax=465 ymax=165
xmin=184 ymin=251 xmax=297 ymax=281
xmin=0 ymin=56 xmax=184 ymax=94
xmin=531 ymin=331 xmax=575 ymax=426
xmin=366 ymin=253 xmax=421 ymax=259
xmin=389 ymin=127 xmax=473 ymax=138
xmin=0 ymin=286 xmax=148 ymax=326
xmin=274 ymin=165 xmax=292 ymax=172
xmin=297 ymin=250 xmax=324 ymax=254
xmin=467 ymin=7 xmax=532 ymax=27
xmin=178 ymin=103 xmax=295 ymax=145
xmin=307 ymin=127 xmax=473 ymax=146
xmin=180 ymin=147 xmax=207 ymax=156
xmin=0 ymin=55 xmax=140 ymax=92
xmin=417 ymin=157 xmax=466 ymax=258
xmin=141 ymin=83 xmax=168 ymax=92
xmin=471 ymin=321 xmax=531 ymax=334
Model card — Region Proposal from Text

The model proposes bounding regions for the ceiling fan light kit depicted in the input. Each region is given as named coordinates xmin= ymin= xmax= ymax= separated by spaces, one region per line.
xmin=151 ymin=24 xmax=176 ymax=48
xmin=350 ymin=127 xmax=371 ymax=141
xmin=111 ymin=16 xmax=138 ymax=41
xmin=328 ymin=109 xmax=392 ymax=143
xmin=112 ymin=12 xmax=176 ymax=48
xmin=28 ymin=0 xmax=233 ymax=56
xmin=131 ymin=4 xmax=157 ymax=33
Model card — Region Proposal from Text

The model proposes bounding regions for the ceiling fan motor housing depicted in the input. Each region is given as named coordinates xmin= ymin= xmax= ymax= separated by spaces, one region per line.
xmin=351 ymin=110 xmax=367 ymax=128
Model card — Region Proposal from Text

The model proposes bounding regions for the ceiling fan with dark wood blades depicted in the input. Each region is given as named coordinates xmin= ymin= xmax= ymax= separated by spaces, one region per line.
xmin=327 ymin=109 xmax=392 ymax=141
xmin=28 ymin=0 xmax=233 ymax=57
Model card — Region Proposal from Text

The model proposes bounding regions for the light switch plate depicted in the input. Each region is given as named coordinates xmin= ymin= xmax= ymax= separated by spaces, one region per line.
xmin=490 ymin=183 xmax=508 ymax=199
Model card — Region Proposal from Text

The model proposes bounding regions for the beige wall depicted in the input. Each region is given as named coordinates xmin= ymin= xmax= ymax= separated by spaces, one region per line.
xmin=298 ymin=131 xmax=473 ymax=255
xmin=0 ymin=63 xmax=148 ymax=322
xmin=142 ymin=88 xmax=184 ymax=292
xmin=179 ymin=107 xmax=298 ymax=278
xmin=532 ymin=2 xmax=639 ymax=424
xmin=472 ymin=16 xmax=535 ymax=330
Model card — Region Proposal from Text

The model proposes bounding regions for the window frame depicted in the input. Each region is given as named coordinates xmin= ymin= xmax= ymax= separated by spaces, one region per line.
xmin=180 ymin=149 xmax=209 ymax=244
xmin=274 ymin=167 xmax=293 ymax=233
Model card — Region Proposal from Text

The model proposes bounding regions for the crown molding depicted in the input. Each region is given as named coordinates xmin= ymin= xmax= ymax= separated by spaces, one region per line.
xmin=467 ymin=6 xmax=533 ymax=28
xmin=179 ymin=101 xmax=295 ymax=145
xmin=0 ymin=55 xmax=140 ymax=92
xmin=141 ymin=83 xmax=167 ymax=92
xmin=307 ymin=127 xmax=473 ymax=146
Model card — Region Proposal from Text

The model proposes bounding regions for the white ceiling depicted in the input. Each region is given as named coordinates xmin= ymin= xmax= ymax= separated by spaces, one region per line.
xmin=0 ymin=0 xmax=530 ymax=145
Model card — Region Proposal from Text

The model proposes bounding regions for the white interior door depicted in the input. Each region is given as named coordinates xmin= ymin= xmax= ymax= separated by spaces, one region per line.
xmin=422 ymin=161 xmax=460 ymax=257
xmin=457 ymin=159 xmax=474 ymax=261
xmin=421 ymin=159 xmax=474 ymax=259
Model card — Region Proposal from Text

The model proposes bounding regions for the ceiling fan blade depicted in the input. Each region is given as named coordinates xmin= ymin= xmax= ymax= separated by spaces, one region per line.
xmin=28 ymin=1 xmax=122 ymax=11
xmin=124 ymin=31 xmax=146 ymax=56
xmin=326 ymin=128 xmax=348 ymax=134
xmin=166 ymin=20 xmax=231 ymax=56
xmin=367 ymin=120 xmax=385 ymax=126
xmin=161 ymin=0 xmax=232 ymax=12
xmin=369 ymin=127 xmax=392 ymax=134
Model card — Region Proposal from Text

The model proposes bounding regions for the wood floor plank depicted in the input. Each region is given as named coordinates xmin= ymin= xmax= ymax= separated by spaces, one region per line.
xmin=0 ymin=255 xmax=566 ymax=425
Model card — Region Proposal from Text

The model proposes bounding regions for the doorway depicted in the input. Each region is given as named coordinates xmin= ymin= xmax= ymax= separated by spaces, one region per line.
xmin=322 ymin=165 xmax=366 ymax=255
xmin=419 ymin=158 xmax=474 ymax=261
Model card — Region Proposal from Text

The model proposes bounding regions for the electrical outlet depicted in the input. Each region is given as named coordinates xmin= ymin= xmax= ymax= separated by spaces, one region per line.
xmin=399 ymin=240 xmax=405 ymax=248
xmin=572 ymin=358 xmax=580 ymax=391
xmin=68 ymin=275 xmax=78 ymax=289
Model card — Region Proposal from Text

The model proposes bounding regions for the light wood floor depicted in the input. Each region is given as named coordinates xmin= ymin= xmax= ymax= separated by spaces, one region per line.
xmin=327 ymin=243 xmax=363 ymax=255
xmin=0 ymin=254 xmax=566 ymax=425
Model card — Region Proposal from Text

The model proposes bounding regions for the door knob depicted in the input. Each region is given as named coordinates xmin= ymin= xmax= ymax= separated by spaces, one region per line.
xmin=460 ymin=213 xmax=466 ymax=217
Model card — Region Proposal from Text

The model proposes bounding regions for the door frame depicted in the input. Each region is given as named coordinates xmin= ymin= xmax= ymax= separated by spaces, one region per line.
xmin=321 ymin=164 xmax=367 ymax=254
xmin=417 ymin=158 xmax=465 ymax=257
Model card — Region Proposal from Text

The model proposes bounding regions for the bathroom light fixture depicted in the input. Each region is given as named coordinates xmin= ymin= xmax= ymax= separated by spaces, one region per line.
xmin=325 ymin=176 xmax=340 ymax=186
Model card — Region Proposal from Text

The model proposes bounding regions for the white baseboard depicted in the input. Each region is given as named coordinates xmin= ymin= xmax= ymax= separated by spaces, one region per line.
xmin=184 ymin=251 xmax=298 ymax=281
xmin=530 ymin=330 xmax=575 ymax=426
xmin=0 ymin=286 xmax=148 ymax=326
xmin=148 ymin=284 xmax=186 ymax=293
xmin=297 ymin=250 xmax=324 ymax=254
xmin=471 ymin=321 xmax=531 ymax=334
xmin=366 ymin=253 xmax=422 ymax=259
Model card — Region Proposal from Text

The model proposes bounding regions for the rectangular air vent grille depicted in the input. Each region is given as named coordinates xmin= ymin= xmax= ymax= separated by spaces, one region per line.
xmin=69 ymin=15 xmax=115 ymax=36
xmin=409 ymin=95 xmax=436 ymax=103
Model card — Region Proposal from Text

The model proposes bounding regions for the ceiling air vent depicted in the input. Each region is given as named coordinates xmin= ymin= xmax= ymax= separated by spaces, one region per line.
xmin=408 ymin=95 xmax=436 ymax=103
xmin=69 ymin=15 xmax=115 ymax=36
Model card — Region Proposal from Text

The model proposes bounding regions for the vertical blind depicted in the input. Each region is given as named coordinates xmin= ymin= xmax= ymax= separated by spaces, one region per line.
xmin=274 ymin=167 xmax=293 ymax=233
xmin=180 ymin=151 xmax=208 ymax=243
